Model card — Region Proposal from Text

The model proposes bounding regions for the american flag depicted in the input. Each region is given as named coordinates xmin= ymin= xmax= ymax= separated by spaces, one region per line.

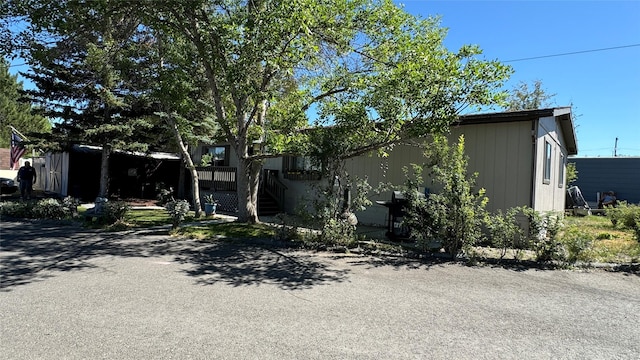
xmin=10 ymin=131 xmax=26 ymax=170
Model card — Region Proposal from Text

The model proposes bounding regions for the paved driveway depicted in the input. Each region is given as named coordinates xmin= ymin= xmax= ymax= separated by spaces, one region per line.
xmin=1 ymin=220 xmax=639 ymax=359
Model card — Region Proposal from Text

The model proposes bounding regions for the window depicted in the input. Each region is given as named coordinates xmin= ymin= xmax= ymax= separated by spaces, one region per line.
xmin=203 ymin=145 xmax=229 ymax=166
xmin=558 ymin=153 xmax=565 ymax=187
xmin=543 ymin=141 xmax=552 ymax=184
xmin=283 ymin=156 xmax=321 ymax=180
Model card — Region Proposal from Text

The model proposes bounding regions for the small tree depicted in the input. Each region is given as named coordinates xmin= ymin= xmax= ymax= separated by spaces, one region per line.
xmin=566 ymin=162 xmax=578 ymax=187
xmin=506 ymin=80 xmax=555 ymax=111
xmin=404 ymin=135 xmax=488 ymax=258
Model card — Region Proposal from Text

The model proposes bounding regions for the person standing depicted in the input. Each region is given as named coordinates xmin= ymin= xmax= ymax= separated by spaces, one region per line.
xmin=17 ymin=161 xmax=37 ymax=200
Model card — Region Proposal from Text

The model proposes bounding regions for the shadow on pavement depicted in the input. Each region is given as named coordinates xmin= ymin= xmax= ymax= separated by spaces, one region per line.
xmin=0 ymin=221 xmax=349 ymax=292
xmin=176 ymin=242 xmax=349 ymax=290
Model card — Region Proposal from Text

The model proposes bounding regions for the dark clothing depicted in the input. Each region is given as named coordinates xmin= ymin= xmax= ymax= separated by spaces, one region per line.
xmin=17 ymin=165 xmax=37 ymax=200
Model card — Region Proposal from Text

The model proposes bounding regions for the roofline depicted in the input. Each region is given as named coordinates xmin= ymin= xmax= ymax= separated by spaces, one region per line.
xmin=69 ymin=145 xmax=181 ymax=160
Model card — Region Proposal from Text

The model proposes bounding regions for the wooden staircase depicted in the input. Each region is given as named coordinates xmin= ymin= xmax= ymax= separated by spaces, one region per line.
xmin=258 ymin=192 xmax=281 ymax=216
xmin=258 ymin=169 xmax=287 ymax=216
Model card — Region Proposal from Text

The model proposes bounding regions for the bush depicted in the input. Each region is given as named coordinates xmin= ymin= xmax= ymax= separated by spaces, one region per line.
xmin=403 ymin=135 xmax=488 ymax=258
xmin=32 ymin=198 xmax=68 ymax=220
xmin=165 ymin=199 xmax=191 ymax=229
xmin=102 ymin=201 xmax=130 ymax=224
xmin=0 ymin=201 xmax=35 ymax=218
xmin=606 ymin=202 xmax=640 ymax=229
xmin=485 ymin=208 xmax=523 ymax=260
xmin=558 ymin=225 xmax=594 ymax=264
xmin=296 ymin=159 xmax=371 ymax=247
xmin=533 ymin=213 xmax=564 ymax=263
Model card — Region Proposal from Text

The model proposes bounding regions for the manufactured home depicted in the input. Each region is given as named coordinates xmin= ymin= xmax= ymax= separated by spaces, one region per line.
xmin=196 ymin=107 xmax=578 ymax=226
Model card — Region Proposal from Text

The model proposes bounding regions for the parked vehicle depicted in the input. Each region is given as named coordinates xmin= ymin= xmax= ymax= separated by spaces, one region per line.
xmin=0 ymin=177 xmax=18 ymax=194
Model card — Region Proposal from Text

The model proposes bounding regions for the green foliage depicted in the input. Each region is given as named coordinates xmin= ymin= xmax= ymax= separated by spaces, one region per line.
xmin=101 ymin=201 xmax=130 ymax=224
xmin=31 ymin=198 xmax=68 ymax=219
xmin=485 ymin=208 xmax=524 ymax=260
xmin=403 ymin=135 xmax=488 ymax=257
xmin=531 ymin=213 xmax=564 ymax=263
xmin=155 ymin=183 xmax=174 ymax=206
xmin=200 ymin=153 xmax=214 ymax=167
xmin=0 ymin=60 xmax=51 ymax=148
xmin=204 ymin=194 xmax=217 ymax=205
xmin=557 ymin=225 xmax=594 ymax=264
xmin=0 ymin=201 xmax=35 ymax=218
xmin=566 ymin=162 xmax=578 ymax=187
xmin=0 ymin=197 xmax=81 ymax=220
xmin=165 ymin=199 xmax=191 ymax=229
xmin=506 ymin=80 xmax=556 ymax=111
xmin=296 ymin=158 xmax=371 ymax=246
xmin=606 ymin=202 xmax=640 ymax=229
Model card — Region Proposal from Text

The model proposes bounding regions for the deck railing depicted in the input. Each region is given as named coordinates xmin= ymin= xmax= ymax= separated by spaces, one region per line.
xmin=196 ymin=166 xmax=237 ymax=191
xmin=262 ymin=170 xmax=287 ymax=210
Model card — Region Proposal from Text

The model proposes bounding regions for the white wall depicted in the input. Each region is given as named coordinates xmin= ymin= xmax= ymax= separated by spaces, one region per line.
xmin=533 ymin=116 xmax=568 ymax=213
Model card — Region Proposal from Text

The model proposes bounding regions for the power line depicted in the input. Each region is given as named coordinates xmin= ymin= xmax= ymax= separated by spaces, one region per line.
xmin=504 ymin=44 xmax=640 ymax=62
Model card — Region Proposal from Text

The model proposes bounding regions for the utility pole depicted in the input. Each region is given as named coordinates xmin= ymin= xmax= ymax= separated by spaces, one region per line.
xmin=614 ymin=137 xmax=618 ymax=157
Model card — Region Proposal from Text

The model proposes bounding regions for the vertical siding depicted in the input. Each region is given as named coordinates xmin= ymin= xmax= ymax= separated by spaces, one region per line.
xmin=533 ymin=116 xmax=568 ymax=212
xmin=452 ymin=121 xmax=533 ymax=213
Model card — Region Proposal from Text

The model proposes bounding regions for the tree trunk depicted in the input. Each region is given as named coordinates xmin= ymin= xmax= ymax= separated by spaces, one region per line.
xmin=167 ymin=116 xmax=202 ymax=217
xmin=237 ymin=157 xmax=261 ymax=224
xmin=98 ymin=145 xmax=111 ymax=198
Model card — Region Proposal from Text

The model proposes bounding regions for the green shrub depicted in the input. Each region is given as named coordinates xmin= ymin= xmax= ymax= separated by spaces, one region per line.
xmin=558 ymin=225 xmax=594 ymax=264
xmin=403 ymin=135 xmax=488 ymax=258
xmin=0 ymin=201 xmax=35 ymax=218
xmin=155 ymin=182 xmax=174 ymax=206
xmin=485 ymin=208 xmax=523 ymax=260
xmin=165 ymin=199 xmax=191 ymax=229
xmin=32 ymin=198 xmax=68 ymax=220
xmin=62 ymin=196 xmax=81 ymax=216
xmin=518 ymin=209 xmax=565 ymax=263
xmin=606 ymin=202 xmax=640 ymax=229
xmin=102 ymin=201 xmax=130 ymax=224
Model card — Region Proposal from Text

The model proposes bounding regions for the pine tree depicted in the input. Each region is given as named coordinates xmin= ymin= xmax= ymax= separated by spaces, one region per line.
xmin=0 ymin=59 xmax=51 ymax=148
xmin=19 ymin=2 xmax=157 ymax=197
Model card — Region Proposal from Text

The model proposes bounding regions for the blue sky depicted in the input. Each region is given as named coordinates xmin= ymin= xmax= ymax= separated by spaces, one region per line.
xmin=398 ymin=0 xmax=640 ymax=157
xmin=8 ymin=1 xmax=639 ymax=157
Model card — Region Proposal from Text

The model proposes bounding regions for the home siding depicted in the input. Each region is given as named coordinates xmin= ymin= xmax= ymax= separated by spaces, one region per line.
xmin=571 ymin=157 xmax=640 ymax=205
xmin=450 ymin=120 xmax=534 ymax=213
xmin=533 ymin=116 xmax=568 ymax=212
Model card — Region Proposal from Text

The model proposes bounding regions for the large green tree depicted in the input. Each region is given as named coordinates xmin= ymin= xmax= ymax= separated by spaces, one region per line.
xmin=0 ymin=59 xmax=50 ymax=148
xmin=13 ymin=1 xmax=158 ymax=197
xmin=144 ymin=0 xmax=511 ymax=223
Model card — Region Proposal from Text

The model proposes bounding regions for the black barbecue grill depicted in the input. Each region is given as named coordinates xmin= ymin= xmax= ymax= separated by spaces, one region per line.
xmin=376 ymin=191 xmax=410 ymax=240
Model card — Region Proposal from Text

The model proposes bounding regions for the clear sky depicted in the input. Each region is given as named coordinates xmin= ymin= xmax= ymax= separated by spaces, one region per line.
xmin=7 ymin=1 xmax=639 ymax=157
xmin=398 ymin=0 xmax=640 ymax=157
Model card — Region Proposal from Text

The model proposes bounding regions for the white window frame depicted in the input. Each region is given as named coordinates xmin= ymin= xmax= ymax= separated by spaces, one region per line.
xmin=558 ymin=153 xmax=565 ymax=188
xmin=543 ymin=140 xmax=552 ymax=184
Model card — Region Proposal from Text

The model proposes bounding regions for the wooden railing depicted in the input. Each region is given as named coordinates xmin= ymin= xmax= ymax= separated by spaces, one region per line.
xmin=196 ymin=166 xmax=237 ymax=191
xmin=262 ymin=169 xmax=287 ymax=210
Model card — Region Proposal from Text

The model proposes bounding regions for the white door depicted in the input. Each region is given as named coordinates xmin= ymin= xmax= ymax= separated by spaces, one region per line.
xmin=46 ymin=152 xmax=69 ymax=196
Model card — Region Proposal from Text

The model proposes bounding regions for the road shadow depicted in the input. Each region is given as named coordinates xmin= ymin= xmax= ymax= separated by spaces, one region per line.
xmin=175 ymin=241 xmax=349 ymax=290
xmin=0 ymin=221 xmax=349 ymax=291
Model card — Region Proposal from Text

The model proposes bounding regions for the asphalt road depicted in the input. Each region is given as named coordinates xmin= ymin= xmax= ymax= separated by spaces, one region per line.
xmin=1 ymin=220 xmax=639 ymax=359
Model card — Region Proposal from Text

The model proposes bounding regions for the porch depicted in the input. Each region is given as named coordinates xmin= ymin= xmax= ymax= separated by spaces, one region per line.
xmin=196 ymin=166 xmax=287 ymax=215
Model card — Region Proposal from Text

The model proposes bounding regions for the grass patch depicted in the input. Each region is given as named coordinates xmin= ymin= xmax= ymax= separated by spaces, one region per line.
xmin=174 ymin=222 xmax=276 ymax=241
xmin=564 ymin=215 xmax=640 ymax=263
